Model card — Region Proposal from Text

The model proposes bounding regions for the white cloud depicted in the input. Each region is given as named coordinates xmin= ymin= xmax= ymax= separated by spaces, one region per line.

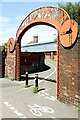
xmin=0 ymin=16 xmax=10 ymax=23
xmin=16 ymin=16 xmax=26 ymax=20
xmin=0 ymin=31 xmax=4 ymax=34
xmin=21 ymin=25 xmax=58 ymax=46
xmin=0 ymin=27 xmax=17 ymax=45
xmin=0 ymin=23 xmax=58 ymax=46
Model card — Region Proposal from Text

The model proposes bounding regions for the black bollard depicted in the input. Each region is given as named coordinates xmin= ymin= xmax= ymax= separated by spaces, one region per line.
xmin=34 ymin=74 xmax=38 ymax=87
xmin=25 ymin=72 xmax=28 ymax=86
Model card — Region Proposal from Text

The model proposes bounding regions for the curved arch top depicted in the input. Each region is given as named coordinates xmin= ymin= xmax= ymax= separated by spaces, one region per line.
xmin=16 ymin=6 xmax=70 ymax=41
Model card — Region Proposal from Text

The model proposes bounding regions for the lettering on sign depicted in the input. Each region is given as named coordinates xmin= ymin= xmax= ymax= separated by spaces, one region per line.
xmin=16 ymin=7 xmax=70 ymax=39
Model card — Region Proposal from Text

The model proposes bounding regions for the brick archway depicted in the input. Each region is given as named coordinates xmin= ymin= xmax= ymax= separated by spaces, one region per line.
xmin=14 ymin=6 xmax=79 ymax=106
xmin=15 ymin=6 xmax=70 ymax=99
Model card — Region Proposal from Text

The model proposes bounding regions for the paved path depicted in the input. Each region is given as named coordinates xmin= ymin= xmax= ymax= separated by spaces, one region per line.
xmin=0 ymin=59 xmax=79 ymax=119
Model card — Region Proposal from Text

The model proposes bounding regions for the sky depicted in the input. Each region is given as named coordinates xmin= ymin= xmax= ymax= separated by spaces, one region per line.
xmin=0 ymin=0 xmax=79 ymax=46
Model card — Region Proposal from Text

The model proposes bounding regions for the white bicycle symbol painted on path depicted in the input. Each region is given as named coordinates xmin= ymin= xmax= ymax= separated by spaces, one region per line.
xmin=28 ymin=104 xmax=54 ymax=117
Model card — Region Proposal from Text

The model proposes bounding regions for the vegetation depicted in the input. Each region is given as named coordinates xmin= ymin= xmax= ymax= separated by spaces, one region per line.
xmin=58 ymin=2 xmax=80 ymax=31
xmin=5 ymin=74 xmax=8 ymax=78
xmin=3 ymin=42 xmax=8 ymax=49
xmin=11 ymin=77 xmax=15 ymax=81
xmin=0 ymin=46 xmax=3 ymax=51
xmin=22 ymin=83 xmax=29 ymax=88
xmin=32 ymin=87 xmax=39 ymax=94
xmin=0 ymin=42 xmax=8 ymax=51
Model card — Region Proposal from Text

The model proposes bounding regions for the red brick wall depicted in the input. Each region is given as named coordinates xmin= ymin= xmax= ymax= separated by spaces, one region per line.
xmin=5 ymin=51 xmax=44 ymax=78
xmin=21 ymin=52 xmax=44 ymax=74
xmin=45 ymin=52 xmax=51 ymax=59
xmin=59 ymin=33 xmax=80 ymax=107
xmin=21 ymin=53 xmax=41 ymax=67
xmin=5 ymin=49 xmax=16 ymax=79
xmin=45 ymin=52 xmax=57 ymax=60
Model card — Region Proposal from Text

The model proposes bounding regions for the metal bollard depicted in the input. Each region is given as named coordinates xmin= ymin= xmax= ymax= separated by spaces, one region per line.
xmin=25 ymin=72 xmax=28 ymax=86
xmin=34 ymin=74 xmax=38 ymax=87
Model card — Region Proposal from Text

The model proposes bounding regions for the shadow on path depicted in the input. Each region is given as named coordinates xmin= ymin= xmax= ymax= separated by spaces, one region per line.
xmin=20 ymin=76 xmax=56 ymax=83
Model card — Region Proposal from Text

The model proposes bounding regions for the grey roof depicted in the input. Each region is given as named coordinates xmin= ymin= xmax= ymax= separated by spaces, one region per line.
xmin=21 ymin=41 xmax=57 ymax=53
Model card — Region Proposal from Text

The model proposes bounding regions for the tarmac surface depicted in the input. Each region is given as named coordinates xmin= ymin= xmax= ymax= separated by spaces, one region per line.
xmin=0 ymin=59 xmax=79 ymax=119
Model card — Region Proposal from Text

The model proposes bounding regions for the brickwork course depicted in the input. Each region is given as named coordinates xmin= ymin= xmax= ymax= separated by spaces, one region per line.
xmin=59 ymin=33 xmax=80 ymax=107
xmin=5 ymin=49 xmax=16 ymax=79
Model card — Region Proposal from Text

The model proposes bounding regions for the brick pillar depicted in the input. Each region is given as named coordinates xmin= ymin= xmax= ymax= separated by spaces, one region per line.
xmin=5 ymin=48 xmax=16 ymax=79
xmin=16 ymin=42 xmax=21 ymax=81
xmin=58 ymin=33 xmax=80 ymax=107
xmin=57 ymin=37 xmax=60 ymax=99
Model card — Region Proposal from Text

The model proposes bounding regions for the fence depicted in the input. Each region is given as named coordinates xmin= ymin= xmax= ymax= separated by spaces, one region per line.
xmin=0 ymin=49 xmax=5 ymax=78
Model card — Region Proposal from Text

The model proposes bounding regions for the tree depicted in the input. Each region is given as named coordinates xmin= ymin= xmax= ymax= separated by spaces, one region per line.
xmin=0 ymin=42 xmax=8 ymax=51
xmin=58 ymin=2 xmax=80 ymax=31
xmin=3 ymin=42 xmax=8 ymax=49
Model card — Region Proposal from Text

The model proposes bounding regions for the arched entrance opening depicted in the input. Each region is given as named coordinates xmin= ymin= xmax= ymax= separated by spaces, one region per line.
xmin=21 ymin=24 xmax=58 ymax=46
xmin=21 ymin=24 xmax=58 ymax=99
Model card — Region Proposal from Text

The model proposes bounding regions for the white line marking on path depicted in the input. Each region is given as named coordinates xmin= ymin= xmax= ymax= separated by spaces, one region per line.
xmin=38 ymin=88 xmax=56 ymax=101
xmin=28 ymin=104 xmax=54 ymax=117
xmin=45 ymin=66 xmax=56 ymax=79
xmin=4 ymin=101 xmax=27 ymax=118
xmin=45 ymin=93 xmax=49 ymax=96
xmin=45 ymin=96 xmax=56 ymax=101
xmin=40 ymin=94 xmax=45 ymax=96
xmin=39 ymin=66 xmax=56 ymax=84
xmin=50 ymin=116 xmax=55 ymax=118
